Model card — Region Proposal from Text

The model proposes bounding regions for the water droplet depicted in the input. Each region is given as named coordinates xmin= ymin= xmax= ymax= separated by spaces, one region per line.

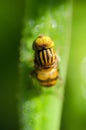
xmin=28 ymin=19 xmax=35 ymax=27
xmin=34 ymin=25 xmax=40 ymax=33
xmin=51 ymin=20 xmax=57 ymax=28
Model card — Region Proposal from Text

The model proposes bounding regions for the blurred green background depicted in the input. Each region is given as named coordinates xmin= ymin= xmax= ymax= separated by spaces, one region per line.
xmin=0 ymin=0 xmax=25 ymax=130
xmin=61 ymin=1 xmax=86 ymax=130
xmin=0 ymin=0 xmax=86 ymax=130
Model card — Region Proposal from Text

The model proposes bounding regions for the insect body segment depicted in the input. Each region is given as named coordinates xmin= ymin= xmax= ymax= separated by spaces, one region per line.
xmin=33 ymin=35 xmax=59 ymax=87
xmin=36 ymin=48 xmax=56 ymax=68
xmin=36 ymin=68 xmax=58 ymax=86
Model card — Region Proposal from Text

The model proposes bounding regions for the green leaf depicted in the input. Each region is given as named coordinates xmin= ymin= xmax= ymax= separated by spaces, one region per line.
xmin=19 ymin=0 xmax=72 ymax=130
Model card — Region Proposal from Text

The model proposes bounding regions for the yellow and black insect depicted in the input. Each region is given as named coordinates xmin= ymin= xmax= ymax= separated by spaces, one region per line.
xmin=32 ymin=35 xmax=59 ymax=87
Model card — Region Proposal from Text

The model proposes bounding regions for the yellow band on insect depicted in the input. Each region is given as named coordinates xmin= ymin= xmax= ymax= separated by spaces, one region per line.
xmin=33 ymin=35 xmax=54 ymax=50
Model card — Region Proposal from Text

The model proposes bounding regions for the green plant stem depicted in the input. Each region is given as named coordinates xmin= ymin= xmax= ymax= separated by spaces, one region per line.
xmin=19 ymin=0 xmax=72 ymax=130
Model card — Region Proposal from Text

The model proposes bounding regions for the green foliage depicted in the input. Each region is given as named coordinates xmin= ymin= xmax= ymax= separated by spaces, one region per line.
xmin=61 ymin=2 xmax=86 ymax=130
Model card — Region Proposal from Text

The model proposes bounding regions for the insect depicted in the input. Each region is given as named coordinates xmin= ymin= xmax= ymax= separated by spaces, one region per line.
xmin=32 ymin=35 xmax=59 ymax=87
